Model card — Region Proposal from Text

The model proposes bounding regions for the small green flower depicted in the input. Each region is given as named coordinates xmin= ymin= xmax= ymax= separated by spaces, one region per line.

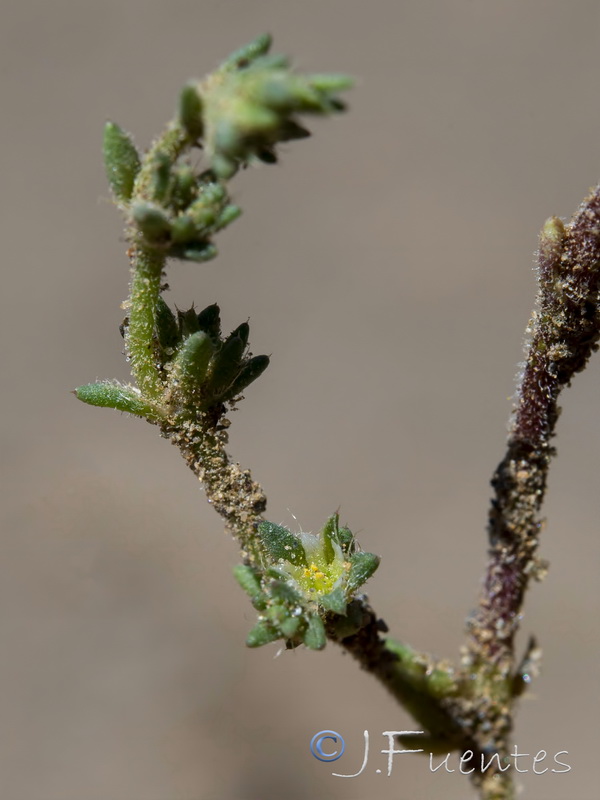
xmin=235 ymin=514 xmax=379 ymax=650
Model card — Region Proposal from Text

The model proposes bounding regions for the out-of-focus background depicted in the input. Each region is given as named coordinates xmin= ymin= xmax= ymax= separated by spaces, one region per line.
xmin=2 ymin=2 xmax=599 ymax=798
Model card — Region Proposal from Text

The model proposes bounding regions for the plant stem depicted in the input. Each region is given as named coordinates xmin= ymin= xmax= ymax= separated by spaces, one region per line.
xmin=164 ymin=417 xmax=268 ymax=565
xmin=126 ymin=244 xmax=165 ymax=401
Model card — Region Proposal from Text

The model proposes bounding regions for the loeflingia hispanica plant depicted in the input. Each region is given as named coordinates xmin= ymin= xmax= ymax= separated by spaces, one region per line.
xmin=75 ymin=35 xmax=600 ymax=799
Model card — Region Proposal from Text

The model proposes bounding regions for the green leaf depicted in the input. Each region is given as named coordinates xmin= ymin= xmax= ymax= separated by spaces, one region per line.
xmin=221 ymin=33 xmax=273 ymax=72
xmin=233 ymin=565 xmax=266 ymax=609
xmin=304 ymin=614 xmax=326 ymax=650
xmin=103 ymin=121 xmax=141 ymax=203
xmin=225 ymin=355 xmax=270 ymax=399
xmin=179 ymin=83 xmax=203 ymax=139
xmin=74 ymin=382 xmax=163 ymax=421
xmin=196 ymin=303 xmax=221 ymax=341
xmin=204 ymin=333 xmax=246 ymax=397
xmin=258 ymin=521 xmax=307 ymax=566
xmin=171 ymin=330 xmax=214 ymax=391
xmin=346 ymin=551 xmax=380 ymax=594
xmin=155 ymin=296 xmax=180 ymax=352
xmin=246 ymin=619 xmax=281 ymax=648
xmin=131 ymin=202 xmax=172 ymax=242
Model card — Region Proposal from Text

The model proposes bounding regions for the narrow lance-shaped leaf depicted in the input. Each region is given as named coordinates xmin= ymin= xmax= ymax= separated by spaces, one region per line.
xmin=225 ymin=355 xmax=270 ymax=399
xmin=246 ymin=619 xmax=281 ymax=648
xmin=155 ymin=296 xmax=180 ymax=351
xmin=220 ymin=32 xmax=273 ymax=72
xmin=103 ymin=121 xmax=141 ymax=203
xmin=196 ymin=303 xmax=221 ymax=341
xmin=74 ymin=382 xmax=163 ymax=422
xmin=233 ymin=565 xmax=267 ymax=610
xmin=205 ymin=333 xmax=246 ymax=397
xmin=179 ymin=83 xmax=203 ymax=139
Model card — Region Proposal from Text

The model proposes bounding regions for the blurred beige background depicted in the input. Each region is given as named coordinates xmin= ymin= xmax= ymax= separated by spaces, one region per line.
xmin=1 ymin=2 xmax=599 ymax=798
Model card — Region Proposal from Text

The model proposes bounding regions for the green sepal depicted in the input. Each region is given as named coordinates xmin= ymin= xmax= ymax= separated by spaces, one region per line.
xmin=320 ymin=586 xmax=347 ymax=615
xmin=74 ymin=382 xmax=163 ymax=422
xmin=221 ymin=33 xmax=273 ymax=72
xmin=225 ymin=355 xmax=270 ymax=399
xmin=196 ymin=303 xmax=221 ymax=341
xmin=179 ymin=83 xmax=203 ymax=139
xmin=246 ymin=619 xmax=281 ymax=648
xmin=155 ymin=296 xmax=180 ymax=352
xmin=258 ymin=521 xmax=307 ymax=566
xmin=131 ymin=202 xmax=171 ymax=242
xmin=205 ymin=333 xmax=246 ymax=396
xmin=304 ymin=614 xmax=326 ymax=650
xmin=103 ymin=121 xmax=141 ymax=203
xmin=321 ymin=513 xmax=340 ymax=564
xmin=233 ymin=564 xmax=267 ymax=610
xmin=171 ymin=330 xmax=214 ymax=390
xmin=346 ymin=551 xmax=380 ymax=594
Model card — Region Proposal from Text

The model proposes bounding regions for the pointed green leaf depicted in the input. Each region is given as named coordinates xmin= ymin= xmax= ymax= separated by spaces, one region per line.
xmin=177 ymin=307 xmax=200 ymax=337
xmin=215 ymin=204 xmax=242 ymax=231
xmin=309 ymin=74 xmax=354 ymax=93
xmin=221 ymin=33 xmax=272 ymax=72
xmin=103 ymin=121 xmax=141 ymax=202
xmin=346 ymin=551 xmax=380 ymax=594
xmin=225 ymin=355 xmax=270 ymax=399
xmin=196 ymin=303 xmax=221 ymax=340
xmin=74 ymin=382 xmax=163 ymax=421
xmin=233 ymin=564 xmax=266 ymax=609
xmin=179 ymin=83 xmax=203 ymax=139
xmin=155 ymin=296 xmax=180 ymax=352
xmin=204 ymin=333 xmax=246 ymax=397
xmin=150 ymin=152 xmax=172 ymax=203
xmin=246 ymin=619 xmax=281 ymax=648
xmin=258 ymin=521 xmax=307 ymax=566
xmin=231 ymin=322 xmax=250 ymax=348
xmin=304 ymin=614 xmax=326 ymax=650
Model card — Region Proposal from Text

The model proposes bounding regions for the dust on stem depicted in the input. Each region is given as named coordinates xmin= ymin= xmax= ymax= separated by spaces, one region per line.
xmin=467 ymin=189 xmax=600 ymax=678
